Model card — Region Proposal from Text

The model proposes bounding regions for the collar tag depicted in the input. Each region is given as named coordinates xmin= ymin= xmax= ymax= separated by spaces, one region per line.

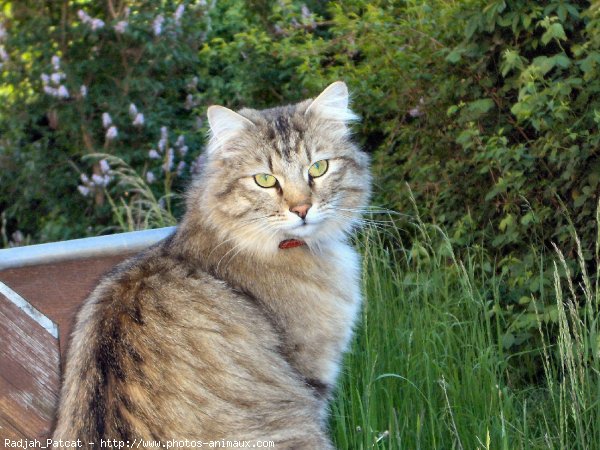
xmin=279 ymin=239 xmax=306 ymax=249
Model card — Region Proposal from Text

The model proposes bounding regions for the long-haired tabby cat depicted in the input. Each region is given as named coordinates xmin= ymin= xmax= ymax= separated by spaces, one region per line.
xmin=52 ymin=82 xmax=371 ymax=449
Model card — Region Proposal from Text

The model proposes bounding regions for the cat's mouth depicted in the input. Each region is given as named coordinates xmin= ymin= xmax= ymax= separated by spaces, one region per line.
xmin=284 ymin=221 xmax=317 ymax=238
xmin=277 ymin=213 xmax=326 ymax=241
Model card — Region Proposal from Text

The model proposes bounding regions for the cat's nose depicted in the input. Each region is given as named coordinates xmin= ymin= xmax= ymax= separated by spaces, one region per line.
xmin=290 ymin=203 xmax=312 ymax=219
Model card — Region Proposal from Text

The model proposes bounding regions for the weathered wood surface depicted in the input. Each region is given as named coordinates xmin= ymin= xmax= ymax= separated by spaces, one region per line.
xmin=0 ymin=292 xmax=60 ymax=440
xmin=0 ymin=254 xmax=131 ymax=441
xmin=0 ymin=254 xmax=132 ymax=361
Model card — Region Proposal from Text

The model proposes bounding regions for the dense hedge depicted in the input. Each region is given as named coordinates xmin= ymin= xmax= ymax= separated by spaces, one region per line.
xmin=2 ymin=0 xmax=600 ymax=340
xmin=0 ymin=0 xmax=207 ymax=242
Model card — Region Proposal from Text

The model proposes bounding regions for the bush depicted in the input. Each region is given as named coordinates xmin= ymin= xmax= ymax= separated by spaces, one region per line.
xmin=189 ymin=0 xmax=600 ymax=343
xmin=0 ymin=0 xmax=207 ymax=242
xmin=3 ymin=0 xmax=600 ymax=344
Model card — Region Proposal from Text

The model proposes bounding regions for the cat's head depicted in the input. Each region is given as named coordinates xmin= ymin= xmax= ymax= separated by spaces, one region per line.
xmin=190 ymin=81 xmax=371 ymax=255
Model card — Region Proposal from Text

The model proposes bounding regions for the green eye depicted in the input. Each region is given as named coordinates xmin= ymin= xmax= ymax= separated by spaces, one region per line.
xmin=308 ymin=160 xmax=328 ymax=178
xmin=254 ymin=173 xmax=277 ymax=188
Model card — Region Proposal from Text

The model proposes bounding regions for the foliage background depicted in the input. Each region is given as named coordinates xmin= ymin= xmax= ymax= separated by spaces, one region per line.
xmin=3 ymin=0 xmax=600 ymax=447
xmin=3 ymin=0 xmax=600 ymax=342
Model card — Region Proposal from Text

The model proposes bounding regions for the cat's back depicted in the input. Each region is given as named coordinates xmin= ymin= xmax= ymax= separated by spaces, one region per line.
xmin=53 ymin=239 xmax=322 ymax=444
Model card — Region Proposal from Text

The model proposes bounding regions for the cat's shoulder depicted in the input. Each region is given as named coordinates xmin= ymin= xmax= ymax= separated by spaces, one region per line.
xmin=81 ymin=236 xmax=221 ymax=317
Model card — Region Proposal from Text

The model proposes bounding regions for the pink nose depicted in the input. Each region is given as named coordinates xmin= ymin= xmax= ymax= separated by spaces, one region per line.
xmin=290 ymin=203 xmax=311 ymax=219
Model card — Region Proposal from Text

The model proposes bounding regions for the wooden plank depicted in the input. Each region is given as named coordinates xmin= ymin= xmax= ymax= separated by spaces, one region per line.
xmin=0 ymin=254 xmax=131 ymax=362
xmin=0 ymin=251 xmax=139 ymax=441
xmin=0 ymin=415 xmax=28 ymax=442
xmin=0 ymin=293 xmax=60 ymax=440
xmin=0 ymin=374 xmax=51 ymax=439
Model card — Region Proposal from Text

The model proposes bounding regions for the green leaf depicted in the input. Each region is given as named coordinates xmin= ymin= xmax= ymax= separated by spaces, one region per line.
xmin=520 ymin=212 xmax=535 ymax=226
xmin=445 ymin=49 xmax=462 ymax=63
xmin=518 ymin=296 xmax=532 ymax=305
xmin=541 ymin=22 xmax=567 ymax=45
xmin=464 ymin=98 xmax=495 ymax=119
xmin=499 ymin=214 xmax=514 ymax=232
xmin=578 ymin=52 xmax=600 ymax=76
xmin=549 ymin=53 xmax=571 ymax=69
xmin=501 ymin=49 xmax=525 ymax=77
xmin=465 ymin=18 xmax=479 ymax=39
xmin=501 ymin=332 xmax=515 ymax=349
xmin=446 ymin=104 xmax=459 ymax=116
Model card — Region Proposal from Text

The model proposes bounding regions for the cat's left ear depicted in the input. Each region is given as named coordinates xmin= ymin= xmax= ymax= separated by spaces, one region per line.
xmin=206 ymin=105 xmax=254 ymax=154
xmin=305 ymin=81 xmax=359 ymax=123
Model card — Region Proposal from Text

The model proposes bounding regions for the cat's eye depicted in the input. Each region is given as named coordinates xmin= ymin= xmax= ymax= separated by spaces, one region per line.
xmin=308 ymin=160 xmax=328 ymax=178
xmin=254 ymin=173 xmax=277 ymax=188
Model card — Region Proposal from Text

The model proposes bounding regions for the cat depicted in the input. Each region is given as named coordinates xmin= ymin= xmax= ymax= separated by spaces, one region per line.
xmin=52 ymin=81 xmax=371 ymax=449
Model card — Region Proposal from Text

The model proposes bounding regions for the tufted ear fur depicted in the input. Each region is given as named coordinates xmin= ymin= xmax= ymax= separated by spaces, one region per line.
xmin=206 ymin=105 xmax=254 ymax=154
xmin=305 ymin=81 xmax=359 ymax=123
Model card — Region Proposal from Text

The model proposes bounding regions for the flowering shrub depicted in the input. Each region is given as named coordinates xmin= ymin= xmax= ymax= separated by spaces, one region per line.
xmin=3 ymin=0 xmax=600 ymax=336
xmin=0 ymin=0 xmax=209 ymax=241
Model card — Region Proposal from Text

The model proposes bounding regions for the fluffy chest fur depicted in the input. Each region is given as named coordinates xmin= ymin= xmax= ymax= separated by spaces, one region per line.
xmin=221 ymin=240 xmax=362 ymax=390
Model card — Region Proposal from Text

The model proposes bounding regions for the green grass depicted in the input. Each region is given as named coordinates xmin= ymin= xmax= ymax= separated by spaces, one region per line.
xmin=331 ymin=220 xmax=600 ymax=449
xmin=98 ymin=162 xmax=600 ymax=449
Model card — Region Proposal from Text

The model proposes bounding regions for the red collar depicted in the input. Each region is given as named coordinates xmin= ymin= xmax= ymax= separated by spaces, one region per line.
xmin=279 ymin=239 xmax=306 ymax=249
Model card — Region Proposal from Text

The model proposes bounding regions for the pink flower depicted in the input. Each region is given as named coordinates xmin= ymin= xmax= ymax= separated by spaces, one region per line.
xmin=133 ymin=113 xmax=145 ymax=127
xmin=77 ymin=10 xmax=104 ymax=31
xmin=129 ymin=103 xmax=138 ymax=117
xmin=176 ymin=161 xmax=186 ymax=175
xmin=114 ymin=21 xmax=128 ymax=34
xmin=91 ymin=18 xmax=105 ymax=31
xmin=77 ymin=185 xmax=90 ymax=197
xmin=50 ymin=72 xmax=65 ymax=84
xmin=174 ymin=5 xmax=185 ymax=26
xmin=43 ymin=85 xmax=57 ymax=96
xmin=153 ymin=15 xmax=164 ymax=36
xmin=184 ymin=94 xmax=195 ymax=110
xmin=78 ymin=10 xmax=92 ymax=23
xmin=91 ymin=174 xmax=104 ymax=185
xmin=301 ymin=5 xmax=311 ymax=20
xmin=408 ymin=107 xmax=422 ymax=118
xmin=176 ymin=136 xmax=188 ymax=156
xmin=99 ymin=159 xmax=110 ymax=174
xmin=57 ymin=85 xmax=69 ymax=99
xmin=91 ymin=173 xmax=111 ymax=187
xmin=191 ymin=154 xmax=206 ymax=175
xmin=106 ymin=126 xmax=118 ymax=140
xmin=158 ymin=127 xmax=168 ymax=151
xmin=102 ymin=112 xmax=112 ymax=128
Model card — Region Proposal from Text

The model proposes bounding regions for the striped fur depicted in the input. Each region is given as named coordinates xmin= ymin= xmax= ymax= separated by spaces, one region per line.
xmin=53 ymin=82 xmax=371 ymax=449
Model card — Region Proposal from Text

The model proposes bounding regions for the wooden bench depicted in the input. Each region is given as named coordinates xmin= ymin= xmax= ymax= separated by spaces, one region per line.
xmin=0 ymin=227 xmax=174 ymax=440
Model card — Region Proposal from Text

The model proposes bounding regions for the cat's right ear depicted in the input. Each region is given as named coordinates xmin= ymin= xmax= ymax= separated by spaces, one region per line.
xmin=206 ymin=105 xmax=254 ymax=154
xmin=305 ymin=81 xmax=359 ymax=123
